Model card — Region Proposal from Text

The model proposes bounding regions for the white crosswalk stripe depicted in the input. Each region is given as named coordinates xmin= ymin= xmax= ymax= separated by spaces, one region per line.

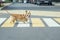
xmin=17 ymin=23 xmax=30 ymax=27
xmin=42 ymin=18 xmax=60 ymax=27
xmin=17 ymin=19 xmax=30 ymax=27
xmin=0 ymin=18 xmax=7 ymax=25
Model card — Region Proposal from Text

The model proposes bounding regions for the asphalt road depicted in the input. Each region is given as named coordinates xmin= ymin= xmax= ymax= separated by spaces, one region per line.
xmin=1 ymin=3 xmax=60 ymax=12
xmin=0 ymin=27 xmax=60 ymax=40
xmin=0 ymin=3 xmax=60 ymax=40
xmin=0 ymin=13 xmax=60 ymax=40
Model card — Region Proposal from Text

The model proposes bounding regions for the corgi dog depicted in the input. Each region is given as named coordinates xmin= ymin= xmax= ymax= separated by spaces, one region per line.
xmin=6 ymin=10 xmax=31 ymax=23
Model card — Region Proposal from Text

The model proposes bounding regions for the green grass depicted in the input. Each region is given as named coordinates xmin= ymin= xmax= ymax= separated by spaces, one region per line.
xmin=5 ymin=0 xmax=11 ymax=3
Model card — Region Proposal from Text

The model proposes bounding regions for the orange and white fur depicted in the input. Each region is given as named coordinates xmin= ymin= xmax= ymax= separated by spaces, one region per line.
xmin=7 ymin=10 xmax=31 ymax=23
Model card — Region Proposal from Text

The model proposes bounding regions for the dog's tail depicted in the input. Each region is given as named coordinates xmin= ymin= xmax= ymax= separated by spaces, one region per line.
xmin=6 ymin=10 xmax=11 ymax=15
xmin=5 ymin=10 xmax=14 ymax=17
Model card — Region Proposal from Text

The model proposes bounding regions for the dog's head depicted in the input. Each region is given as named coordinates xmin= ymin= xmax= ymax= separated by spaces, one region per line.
xmin=25 ymin=10 xmax=31 ymax=18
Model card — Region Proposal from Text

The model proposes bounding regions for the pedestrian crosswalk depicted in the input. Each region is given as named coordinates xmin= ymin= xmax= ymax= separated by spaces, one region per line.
xmin=54 ymin=18 xmax=60 ymax=23
xmin=31 ymin=18 xmax=45 ymax=27
xmin=0 ymin=17 xmax=60 ymax=27
xmin=0 ymin=18 xmax=7 ymax=25
xmin=42 ymin=18 xmax=60 ymax=27
xmin=1 ymin=17 xmax=15 ymax=27
xmin=17 ymin=19 xmax=30 ymax=27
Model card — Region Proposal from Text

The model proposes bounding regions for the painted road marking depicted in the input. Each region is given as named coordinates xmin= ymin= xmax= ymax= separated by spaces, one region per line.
xmin=54 ymin=18 xmax=60 ymax=23
xmin=42 ymin=18 xmax=60 ymax=27
xmin=0 ymin=18 xmax=7 ymax=25
xmin=31 ymin=18 xmax=45 ymax=27
xmin=17 ymin=19 xmax=30 ymax=27
xmin=1 ymin=16 xmax=15 ymax=27
xmin=17 ymin=23 xmax=30 ymax=27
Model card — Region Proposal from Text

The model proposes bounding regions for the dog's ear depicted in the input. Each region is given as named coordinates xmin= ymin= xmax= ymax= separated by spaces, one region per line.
xmin=28 ymin=11 xmax=31 ymax=15
xmin=25 ymin=10 xmax=28 ymax=14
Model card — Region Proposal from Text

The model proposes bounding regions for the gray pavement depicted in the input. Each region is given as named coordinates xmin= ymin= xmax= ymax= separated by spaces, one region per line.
xmin=1 ymin=3 xmax=60 ymax=12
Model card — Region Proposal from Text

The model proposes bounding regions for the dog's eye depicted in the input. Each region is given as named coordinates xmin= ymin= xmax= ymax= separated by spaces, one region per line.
xmin=27 ymin=15 xmax=28 ymax=16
